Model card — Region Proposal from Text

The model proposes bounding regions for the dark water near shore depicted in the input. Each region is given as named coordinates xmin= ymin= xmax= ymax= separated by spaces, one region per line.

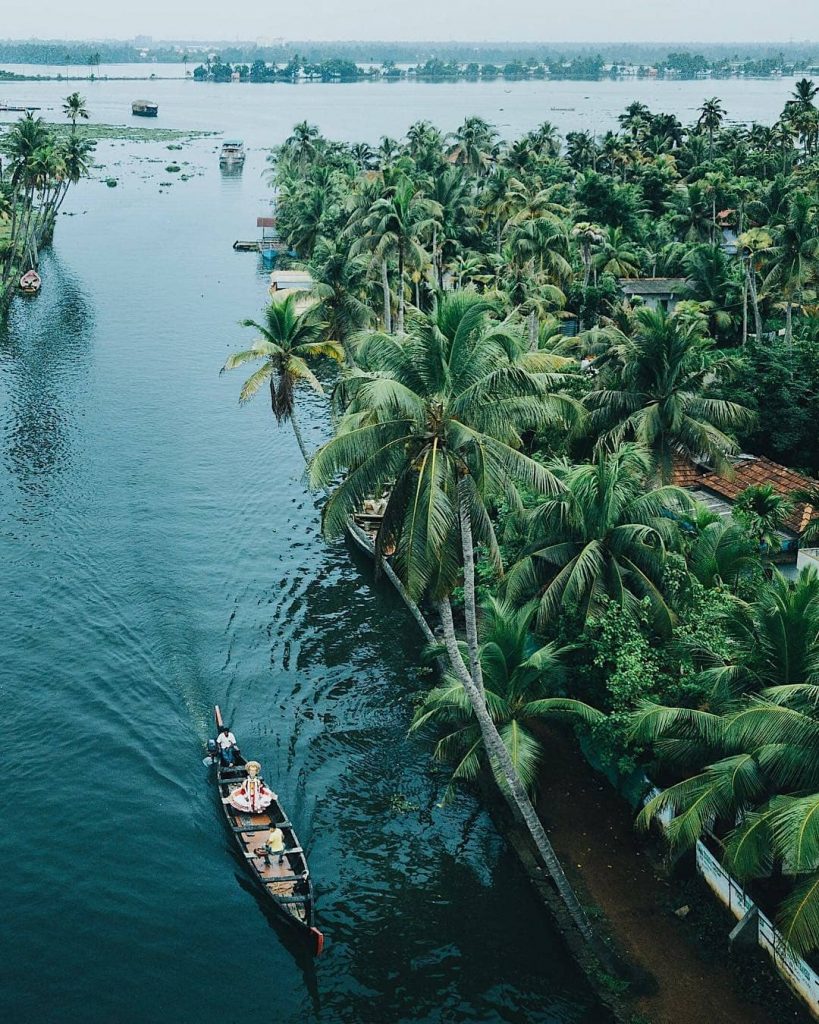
xmin=0 ymin=107 xmax=609 ymax=1021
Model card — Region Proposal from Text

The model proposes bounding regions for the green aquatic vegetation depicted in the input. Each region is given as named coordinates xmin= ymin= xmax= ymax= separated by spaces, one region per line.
xmin=165 ymin=164 xmax=181 ymax=172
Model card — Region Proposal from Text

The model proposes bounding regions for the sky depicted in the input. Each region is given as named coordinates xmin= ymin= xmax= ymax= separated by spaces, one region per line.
xmin=2 ymin=0 xmax=819 ymax=44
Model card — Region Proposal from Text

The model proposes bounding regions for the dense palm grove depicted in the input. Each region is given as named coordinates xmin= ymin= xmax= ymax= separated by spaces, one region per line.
xmin=0 ymin=94 xmax=94 ymax=308
xmin=224 ymin=88 xmax=819 ymax=961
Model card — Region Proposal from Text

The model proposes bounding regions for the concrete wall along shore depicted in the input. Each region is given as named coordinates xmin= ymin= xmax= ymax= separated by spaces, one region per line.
xmin=695 ymin=840 xmax=819 ymax=1018
xmin=644 ymin=784 xmax=819 ymax=1018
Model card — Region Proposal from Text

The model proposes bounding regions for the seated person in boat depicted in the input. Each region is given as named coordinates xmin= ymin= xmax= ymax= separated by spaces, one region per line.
xmin=225 ymin=760 xmax=277 ymax=814
xmin=216 ymin=724 xmax=238 ymax=766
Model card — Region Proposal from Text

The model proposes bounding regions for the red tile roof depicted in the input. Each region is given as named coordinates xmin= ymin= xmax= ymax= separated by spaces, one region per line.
xmin=672 ymin=455 xmax=817 ymax=536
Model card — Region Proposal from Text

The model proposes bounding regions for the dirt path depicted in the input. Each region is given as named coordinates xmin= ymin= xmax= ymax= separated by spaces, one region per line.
xmin=536 ymin=731 xmax=807 ymax=1024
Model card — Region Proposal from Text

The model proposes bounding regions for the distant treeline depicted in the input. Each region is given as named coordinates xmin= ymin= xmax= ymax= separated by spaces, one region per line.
xmin=191 ymin=52 xmax=818 ymax=84
xmin=1 ymin=38 xmax=819 ymax=72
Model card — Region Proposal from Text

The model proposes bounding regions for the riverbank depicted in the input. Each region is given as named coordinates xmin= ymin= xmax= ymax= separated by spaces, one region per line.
xmin=536 ymin=729 xmax=812 ymax=1024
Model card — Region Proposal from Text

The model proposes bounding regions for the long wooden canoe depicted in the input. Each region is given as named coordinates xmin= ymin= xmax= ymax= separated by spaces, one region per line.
xmin=209 ymin=705 xmax=324 ymax=955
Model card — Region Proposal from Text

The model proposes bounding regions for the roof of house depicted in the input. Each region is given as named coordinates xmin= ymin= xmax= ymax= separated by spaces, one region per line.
xmin=672 ymin=454 xmax=817 ymax=536
xmin=618 ymin=277 xmax=689 ymax=296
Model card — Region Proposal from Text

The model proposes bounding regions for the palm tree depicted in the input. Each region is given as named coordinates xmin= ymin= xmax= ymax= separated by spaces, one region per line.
xmin=447 ymin=116 xmax=498 ymax=176
xmin=309 ymin=291 xmax=596 ymax=945
xmin=592 ymin=226 xmax=640 ymax=279
xmin=762 ymin=191 xmax=819 ymax=346
xmin=306 ymin=237 xmax=372 ymax=361
xmin=411 ymin=597 xmax=599 ymax=795
xmin=685 ymin=516 xmax=758 ymax=592
xmin=353 ymin=175 xmax=441 ymax=334
xmin=733 ymin=483 xmax=793 ymax=554
xmin=220 ymin=293 xmax=341 ymax=462
xmin=584 ymin=307 xmax=753 ymax=481
xmin=633 ymin=666 xmax=819 ymax=956
xmin=697 ymin=97 xmax=725 ymax=159
xmin=282 ymin=121 xmax=321 ymax=170
xmin=507 ymin=443 xmax=689 ymax=633
xmin=737 ymin=228 xmax=773 ymax=342
xmin=62 ymin=92 xmax=89 ymax=134
xmin=685 ymin=568 xmax=819 ymax=699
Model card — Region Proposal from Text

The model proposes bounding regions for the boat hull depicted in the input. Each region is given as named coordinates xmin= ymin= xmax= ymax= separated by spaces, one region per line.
xmin=209 ymin=708 xmax=323 ymax=954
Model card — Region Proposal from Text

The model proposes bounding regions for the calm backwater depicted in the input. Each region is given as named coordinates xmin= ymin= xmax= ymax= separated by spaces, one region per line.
xmin=0 ymin=74 xmax=801 ymax=1023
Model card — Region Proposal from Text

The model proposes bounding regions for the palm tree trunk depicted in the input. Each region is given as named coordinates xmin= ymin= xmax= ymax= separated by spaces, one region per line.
xmin=785 ymin=300 xmax=793 ymax=348
xmin=397 ymin=246 xmax=405 ymax=334
xmin=742 ymin=272 xmax=748 ymax=347
xmin=457 ymin=476 xmax=485 ymax=697
xmin=436 ymin=597 xmax=596 ymax=946
xmin=381 ymin=260 xmax=392 ymax=334
xmin=288 ymin=405 xmax=311 ymax=464
xmin=527 ymin=309 xmax=538 ymax=351
xmin=748 ymin=263 xmax=762 ymax=340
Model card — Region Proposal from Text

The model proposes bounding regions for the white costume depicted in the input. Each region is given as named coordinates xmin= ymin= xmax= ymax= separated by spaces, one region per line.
xmin=227 ymin=761 xmax=276 ymax=813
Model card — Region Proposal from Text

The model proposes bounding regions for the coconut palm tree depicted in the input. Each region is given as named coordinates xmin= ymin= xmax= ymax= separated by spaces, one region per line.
xmin=685 ymin=516 xmax=759 ymax=592
xmin=697 ymin=97 xmax=725 ymax=159
xmin=221 ymin=293 xmax=341 ymax=461
xmin=411 ymin=597 xmax=600 ymax=795
xmin=584 ymin=306 xmax=753 ymax=481
xmin=737 ymin=227 xmax=773 ymax=342
xmin=633 ymin=664 xmax=819 ymax=956
xmin=309 ymin=290 xmax=595 ymax=945
xmin=306 ymin=237 xmax=372 ymax=361
xmin=447 ymin=116 xmax=498 ymax=176
xmin=62 ymin=92 xmax=89 ymax=133
xmin=352 ymin=175 xmax=442 ymax=333
xmin=733 ymin=483 xmax=794 ymax=554
xmin=762 ymin=191 xmax=819 ymax=346
xmin=592 ymin=225 xmax=640 ymax=279
xmin=507 ymin=443 xmax=690 ymax=633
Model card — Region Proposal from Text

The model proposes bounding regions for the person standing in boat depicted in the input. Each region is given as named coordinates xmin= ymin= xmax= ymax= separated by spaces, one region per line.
xmin=216 ymin=723 xmax=238 ymax=766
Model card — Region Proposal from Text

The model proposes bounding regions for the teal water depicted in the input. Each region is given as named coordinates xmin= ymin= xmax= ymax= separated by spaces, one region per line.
xmin=0 ymin=127 xmax=608 ymax=1021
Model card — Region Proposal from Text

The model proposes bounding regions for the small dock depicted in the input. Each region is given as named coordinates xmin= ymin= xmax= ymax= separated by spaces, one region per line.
xmin=0 ymin=103 xmax=42 ymax=113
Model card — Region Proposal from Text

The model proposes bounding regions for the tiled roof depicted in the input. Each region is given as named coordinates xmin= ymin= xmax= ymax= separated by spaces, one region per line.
xmin=672 ymin=455 xmax=817 ymax=536
xmin=619 ymin=277 xmax=689 ymax=296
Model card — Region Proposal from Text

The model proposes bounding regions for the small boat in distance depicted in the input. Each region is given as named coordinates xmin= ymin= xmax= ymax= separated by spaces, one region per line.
xmin=219 ymin=139 xmax=246 ymax=165
xmin=19 ymin=269 xmax=41 ymax=295
xmin=206 ymin=706 xmax=324 ymax=955
xmin=131 ymin=100 xmax=158 ymax=117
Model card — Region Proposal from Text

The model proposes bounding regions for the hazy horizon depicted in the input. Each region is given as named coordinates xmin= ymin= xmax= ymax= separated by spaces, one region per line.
xmin=3 ymin=0 xmax=819 ymax=46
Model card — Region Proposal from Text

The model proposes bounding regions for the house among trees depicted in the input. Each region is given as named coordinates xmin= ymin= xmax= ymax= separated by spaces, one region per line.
xmin=672 ymin=453 xmax=818 ymax=566
xmin=618 ymin=276 xmax=689 ymax=312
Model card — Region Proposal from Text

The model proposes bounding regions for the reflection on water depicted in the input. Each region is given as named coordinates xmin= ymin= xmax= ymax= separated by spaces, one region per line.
xmin=0 ymin=252 xmax=94 ymax=503
xmin=0 ymin=129 xmax=606 ymax=1023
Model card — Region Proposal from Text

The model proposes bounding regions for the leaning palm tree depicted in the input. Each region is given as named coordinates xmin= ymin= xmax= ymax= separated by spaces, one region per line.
xmin=506 ymin=443 xmax=690 ymax=633
xmin=220 ymin=293 xmax=341 ymax=462
xmin=584 ymin=306 xmax=753 ymax=482
xmin=309 ymin=291 xmax=597 ymax=946
xmin=411 ymin=597 xmax=600 ymax=797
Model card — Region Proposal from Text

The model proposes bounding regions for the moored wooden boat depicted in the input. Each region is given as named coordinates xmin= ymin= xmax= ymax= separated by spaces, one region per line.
xmin=19 ymin=269 xmax=41 ymax=295
xmin=208 ymin=705 xmax=324 ymax=955
xmin=131 ymin=100 xmax=159 ymax=117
